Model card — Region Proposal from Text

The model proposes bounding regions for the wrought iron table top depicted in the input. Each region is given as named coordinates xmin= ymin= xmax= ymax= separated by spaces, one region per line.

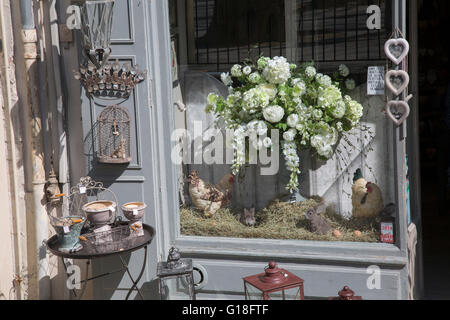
xmin=46 ymin=223 xmax=155 ymax=259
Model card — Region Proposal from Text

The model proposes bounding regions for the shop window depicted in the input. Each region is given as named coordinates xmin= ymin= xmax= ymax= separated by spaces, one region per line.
xmin=169 ymin=0 xmax=396 ymax=243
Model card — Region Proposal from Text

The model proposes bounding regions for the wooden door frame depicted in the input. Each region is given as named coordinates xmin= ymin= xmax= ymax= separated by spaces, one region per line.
xmin=406 ymin=0 xmax=424 ymax=300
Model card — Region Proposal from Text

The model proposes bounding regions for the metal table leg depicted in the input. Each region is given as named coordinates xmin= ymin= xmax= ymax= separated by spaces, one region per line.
xmin=120 ymin=246 xmax=148 ymax=300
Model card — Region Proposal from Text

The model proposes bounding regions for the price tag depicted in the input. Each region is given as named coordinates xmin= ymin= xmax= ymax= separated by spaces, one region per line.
xmin=367 ymin=66 xmax=385 ymax=95
xmin=380 ymin=222 xmax=394 ymax=243
xmin=63 ymin=226 xmax=70 ymax=234
xmin=133 ymin=209 xmax=138 ymax=216
xmin=79 ymin=186 xmax=86 ymax=194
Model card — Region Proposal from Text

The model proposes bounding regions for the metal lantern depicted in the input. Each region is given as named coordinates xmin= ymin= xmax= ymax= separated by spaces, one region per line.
xmin=97 ymin=105 xmax=131 ymax=164
xmin=328 ymin=286 xmax=363 ymax=300
xmin=157 ymin=247 xmax=196 ymax=300
xmin=243 ymin=261 xmax=305 ymax=300
xmin=80 ymin=0 xmax=115 ymax=68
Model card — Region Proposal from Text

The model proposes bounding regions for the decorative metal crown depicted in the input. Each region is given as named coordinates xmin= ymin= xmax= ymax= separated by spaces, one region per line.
xmin=74 ymin=60 xmax=146 ymax=99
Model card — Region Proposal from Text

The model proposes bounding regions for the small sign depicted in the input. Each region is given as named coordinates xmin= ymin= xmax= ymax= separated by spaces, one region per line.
xmin=79 ymin=186 xmax=86 ymax=194
xmin=380 ymin=222 xmax=394 ymax=243
xmin=367 ymin=66 xmax=385 ymax=95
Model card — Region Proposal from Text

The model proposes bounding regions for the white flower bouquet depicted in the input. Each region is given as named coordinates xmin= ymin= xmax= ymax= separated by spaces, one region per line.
xmin=206 ymin=56 xmax=363 ymax=192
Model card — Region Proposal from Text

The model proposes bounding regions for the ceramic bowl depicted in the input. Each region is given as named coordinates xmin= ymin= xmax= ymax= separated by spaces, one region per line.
xmin=82 ymin=200 xmax=116 ymax=226
xmin=121 ymin=201 xmax=146 ymax=222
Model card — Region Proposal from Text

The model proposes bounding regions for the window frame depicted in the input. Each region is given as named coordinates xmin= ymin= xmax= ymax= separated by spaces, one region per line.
xmin=154 ymin=0 xmax=410 ymax=269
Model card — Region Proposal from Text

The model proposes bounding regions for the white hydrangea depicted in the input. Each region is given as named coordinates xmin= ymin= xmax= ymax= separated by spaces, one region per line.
xmin=287 ymin=113 xmax=299 ymax=128
xmin=262 ymin=56 xmax=291 ymax=84
xmin=328 ymin=100 xmax=346 ymax=119
xmin=311 ymin=136 xmax=334 ymax=159
xmin=291 ymin=78 xmax=306 ymax=96
xmin=339 ymin=64 xmax=350 ymax=77
xmin=305 ymin=66 xmax=316 ymax=78
xmin=283 ymin=128 xmax=297 ymax=142
xmin=249 ymin=72 xmax=261 ymax=83
xmin=317 ymin=74 xmax=332 ymax=87
xmin=318 ymin=85 xmax=342 ymax=109
xmin=344 ymin=96 xmax=364 ymax=126
xmin=257 ymin=57 xmax=270 ymax=69
xmin=310 ymin=122 xmax=339 ymax=159
xmin=220 ymin=72 xmax=232 ymax=86
xmin=231 ymin=64 xmax=243 ymax=77
xmin=312 ymin=108 xmax=323 ymax=120
xmin=243 ymin=66 xmax=252 ymax=75
xmin=295 ymin=122 xmax=305 ymax=133
xmin=257 ymin=83 xmax=277 ymax=100
xmin=345 ymin=78 xmax=356 ymax=90
xmin=263 ymin=105 xmax=285 ymax=123
xmin=226 ymin=91 xmax=241 ymax=106
xmin=242 ymin=87 xmax=270 ymax=113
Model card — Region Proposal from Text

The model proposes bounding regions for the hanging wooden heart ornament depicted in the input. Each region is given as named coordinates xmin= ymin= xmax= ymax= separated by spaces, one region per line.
xmin=384 ymin=38 xmax=409 ymax=65
xmin=386 ymin=100 xmax=410 ymax=126
xmin=385 ymin=70 xmax=410 ymax=96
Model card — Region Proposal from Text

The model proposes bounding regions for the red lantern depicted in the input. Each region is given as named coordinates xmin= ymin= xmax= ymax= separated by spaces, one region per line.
xmin=328 ymin=286 xmax=362 ymax=300
xmin=243 ymin=261 xmax=305 ymax=300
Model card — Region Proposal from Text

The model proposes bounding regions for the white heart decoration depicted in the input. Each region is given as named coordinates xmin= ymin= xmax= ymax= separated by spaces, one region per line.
xmin=386 ymin=101 xmax=410 ymax=126
xmin=385 ymin=70 xmax=410 ymax=96
xmin=384 ymin=38 xmax=409 ymax=65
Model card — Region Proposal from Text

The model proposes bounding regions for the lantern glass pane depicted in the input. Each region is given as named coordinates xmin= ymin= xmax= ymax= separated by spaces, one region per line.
xmin=80 ymin=0 xmax=115 ymax=50
xmin=160 ymin=274 xmax=194 ymax=300
xmin=244 ymin=282 xmax=264 ymax=300
xmin=267 ymin=286 xmax=301 ymax=300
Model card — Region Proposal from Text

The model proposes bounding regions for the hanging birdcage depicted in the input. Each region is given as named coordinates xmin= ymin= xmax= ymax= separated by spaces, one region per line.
xmin=97 ymin=105 xmax=131 ymax=164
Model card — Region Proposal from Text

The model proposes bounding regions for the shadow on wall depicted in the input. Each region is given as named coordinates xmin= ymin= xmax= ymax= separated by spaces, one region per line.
xmin=90 ymin=252 xmax=160 ymax=300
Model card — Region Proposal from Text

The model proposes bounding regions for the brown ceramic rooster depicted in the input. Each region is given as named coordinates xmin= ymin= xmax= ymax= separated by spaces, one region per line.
xmin=188 ymin=171 xmax=235 ymax=218
xmin=351 ymin=169 xmax=384 ymax=218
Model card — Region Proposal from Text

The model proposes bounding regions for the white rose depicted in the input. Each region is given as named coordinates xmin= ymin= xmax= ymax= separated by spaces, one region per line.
xmin=249 ymin=72 xmax=261 ymax=83
xmin=283 ymin=128 xmax=297 ymax=142
xmin=243 ymin=66 xmax=252 ymax=75
xmin=231 ymin=64 xmax=242 ymax=77
xmin=305 ymin=66 xmax=316 ymax=78
xmin=287 ymin=114 xmax=299 ymax=128
xmin=263 ymin=105 xmax=285 ymax=123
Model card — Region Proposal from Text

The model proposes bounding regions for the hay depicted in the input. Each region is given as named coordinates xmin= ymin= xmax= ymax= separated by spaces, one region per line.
xmin=180 ymin=198 xmax=379 ymax=242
